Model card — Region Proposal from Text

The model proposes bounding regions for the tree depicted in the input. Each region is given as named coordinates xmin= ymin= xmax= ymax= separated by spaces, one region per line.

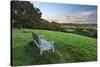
xmin=11 ymin=1 xmax=42 ymax=28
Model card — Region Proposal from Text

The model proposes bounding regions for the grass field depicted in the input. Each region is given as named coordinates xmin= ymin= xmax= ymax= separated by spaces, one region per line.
xmin=12 ymin=28 xmax=97 ymax=66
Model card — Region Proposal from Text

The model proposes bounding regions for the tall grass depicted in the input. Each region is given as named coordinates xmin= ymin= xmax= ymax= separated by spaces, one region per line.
xmin=12 ymin=29 xmax=97 ymax=66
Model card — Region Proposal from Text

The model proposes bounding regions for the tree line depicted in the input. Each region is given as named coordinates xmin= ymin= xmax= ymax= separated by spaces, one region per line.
xmin=11 ymin=1 xmax=97 ymax=38
xmin=11 ymin=1 xmax=63 ymax=31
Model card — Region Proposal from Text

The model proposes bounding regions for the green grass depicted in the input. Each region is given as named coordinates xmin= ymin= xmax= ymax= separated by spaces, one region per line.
xmin=12 ymin=28 xmax=97 ymax=66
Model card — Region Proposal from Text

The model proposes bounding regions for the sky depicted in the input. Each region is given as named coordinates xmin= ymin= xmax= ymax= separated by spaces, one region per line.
xmin=31 ymin=1 xmax=97 ymax=24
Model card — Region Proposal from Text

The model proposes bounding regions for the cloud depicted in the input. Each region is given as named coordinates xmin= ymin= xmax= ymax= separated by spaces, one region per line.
xmin=79 ymin=11 xmax=94 ymax=17
xmin=42 ymin=15 xmax=67 ymax=23
xmin=66 ymin=11 xmax=97 ymax=23
xmin=42 ymin=11 xmax=97 ymax=24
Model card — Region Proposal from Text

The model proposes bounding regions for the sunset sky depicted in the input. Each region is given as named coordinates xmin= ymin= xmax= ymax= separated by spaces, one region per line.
xmin=31 ymin=1 xmax=97 ymax=24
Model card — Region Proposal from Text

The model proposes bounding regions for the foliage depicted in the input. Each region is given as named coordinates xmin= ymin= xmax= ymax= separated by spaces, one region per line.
xmin=11 ymin=1 xmax=42 ymax=28
xmin=62 ymin=24 xmax=97 ymax=38
xmin=11 ymin=1 xmax=97 ymax=38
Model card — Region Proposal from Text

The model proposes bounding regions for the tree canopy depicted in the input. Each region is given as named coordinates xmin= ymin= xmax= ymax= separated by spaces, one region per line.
xmin=11 ymin=1 xmax=42 ymax=28
xmin=11 ymin=1 xmax=63 ymax=30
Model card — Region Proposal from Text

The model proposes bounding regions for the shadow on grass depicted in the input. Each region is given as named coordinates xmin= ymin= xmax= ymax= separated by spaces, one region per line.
xmin=13 ymin=41 xmax=97 ymax=66
xmin=23 ymin=41 xmax=62 ymax=65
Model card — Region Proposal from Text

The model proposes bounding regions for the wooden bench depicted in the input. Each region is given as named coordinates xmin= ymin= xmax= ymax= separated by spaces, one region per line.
xmin=32 ymin=32 xmax=54 ymax=55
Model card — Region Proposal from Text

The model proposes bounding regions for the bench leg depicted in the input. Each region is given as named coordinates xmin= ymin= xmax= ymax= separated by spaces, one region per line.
xmin=40 ymin=49 xmax=43 ymax=55
xmin=51 ymin=42 xmax=54 ymax=52
xmin=52 ymin=47 xmax=54 ymax=52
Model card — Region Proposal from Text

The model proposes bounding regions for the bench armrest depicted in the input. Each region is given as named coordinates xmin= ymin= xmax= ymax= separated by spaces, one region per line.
xmin=48 ymin=41 xmax=54 ymax=52
xmin=47 ymin=41 xmax=54 ymax=48
xmin=48 ymin=41 xmax=54 ymax=45
xmin=38 ymin=35 xmax=44 ymax=39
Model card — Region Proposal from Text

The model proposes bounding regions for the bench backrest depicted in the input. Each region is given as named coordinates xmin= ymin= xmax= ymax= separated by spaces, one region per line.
xmin=32 ymin=32 xmax=39 ymax=44
xmin=32 ymin=32 xmax=44 ymax=45
xmin=32 ymin=32 xmax=54 ymax=53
